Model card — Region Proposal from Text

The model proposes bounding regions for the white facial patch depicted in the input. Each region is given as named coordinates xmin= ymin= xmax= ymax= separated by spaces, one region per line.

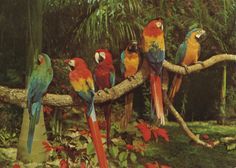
xmin=196 ymin=30 xmax=206 ymax=38
xmin=69 ymin=60 xmax=75 ymax=67
xmin=156 ymin=22 xmax=162 ymax=28
xmin=95 ymin=52 xmax=100 ymax=63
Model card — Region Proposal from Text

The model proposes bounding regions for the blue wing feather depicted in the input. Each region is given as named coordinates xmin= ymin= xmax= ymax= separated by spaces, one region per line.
xmin=175 ymin=41 xmax=187 ymax=64
xmin=110 ymin=72 xmax=115 ymax=87
xmin=120 ymin=51 xmax=126 ymax=76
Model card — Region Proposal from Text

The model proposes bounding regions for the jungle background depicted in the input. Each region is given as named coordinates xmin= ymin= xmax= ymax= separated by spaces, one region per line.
xmin=0 ymin=0 xmax=236 ymax=167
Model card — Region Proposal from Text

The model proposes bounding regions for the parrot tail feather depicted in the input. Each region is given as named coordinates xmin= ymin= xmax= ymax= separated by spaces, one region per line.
xmin=169 ymin=74 xmax=183 ymax=102
xmin=27 ymin=102 xmax=41 ymax=153
xmin=86 ymin=104 xmax=108 ymax=168
xmin=150 ymin=73 xmax=165 ymax=125
xmin=104 ymin=103 xmax=112 ymax=147
xmin=120 ymin=92 xmax=134 ymax=129
xmin=27 ymin=114 xmax=37 ymax=153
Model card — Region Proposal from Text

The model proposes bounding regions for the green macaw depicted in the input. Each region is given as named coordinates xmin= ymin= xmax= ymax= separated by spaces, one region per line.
xmin=27 ymin=54 xmax=53 ymax=153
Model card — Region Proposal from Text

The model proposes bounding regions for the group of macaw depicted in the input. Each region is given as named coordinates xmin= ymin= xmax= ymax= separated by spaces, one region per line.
xmin=26 ymin=18 xmax=205 ymax=167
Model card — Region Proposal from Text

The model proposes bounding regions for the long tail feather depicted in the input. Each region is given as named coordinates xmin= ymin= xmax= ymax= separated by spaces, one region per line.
xmin=120 ymin=92 xmax=134 ymax=129
xmin=103 ymin=103 xmax=112 ymax=147
xmin=27 ymin=102 xmax=41 ymax=153
xmin=169 ymin=74 xmax=183 ymax=102
xmin=150 ymin=73 xmax=165 ymax=125
xmin=87 ymin=104 xmax=108 ymax=168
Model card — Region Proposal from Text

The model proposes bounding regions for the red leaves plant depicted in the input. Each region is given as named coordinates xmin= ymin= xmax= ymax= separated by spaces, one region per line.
xmin=12 ymin=163 xmax=20 ymax=168
xmin=136 ymin=121 xmax=169 ymax=142
xmin=136 ymin=122 xmax=151 ymax=142
xmin=42 ymin=141 xmax=64 ymax=153
xmin=60 ymin=159 xmax=69 ymax=168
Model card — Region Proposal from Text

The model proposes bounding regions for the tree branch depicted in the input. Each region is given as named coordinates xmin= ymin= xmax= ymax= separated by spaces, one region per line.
xmin=0 ymin=54 xmax=236 ymax=108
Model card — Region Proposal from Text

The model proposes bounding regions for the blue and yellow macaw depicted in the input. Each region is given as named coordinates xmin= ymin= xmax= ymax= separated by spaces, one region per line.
xmin=27 ymin=54 xmax=53 ymax=153
xmin=142 ymin=18 xmax=165 ymax=125
xmin=120 ymin=40 xmax=140 ymax=128
xmin=169 ymin=28 xmax=206 ymax=101
xmin=65 ymin=57 xmax=108 ymax=168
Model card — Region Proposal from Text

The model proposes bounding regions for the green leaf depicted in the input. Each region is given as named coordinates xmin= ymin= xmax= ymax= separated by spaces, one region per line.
xmin=86 ymin=142 xmax=95 ymax=155
xmin=119 ymin=151 xmax=128 ymax=162
xmin=109 ymin=146 xmax=119 ymax=158
xmin=130 ymin=152 xmax=137 ymax=163
xmin=121 ymin=160 xmax=128 ymax=168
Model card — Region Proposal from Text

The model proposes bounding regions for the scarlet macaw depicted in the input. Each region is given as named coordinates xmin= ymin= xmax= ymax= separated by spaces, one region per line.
xmin=27 ymin=54 xmax=53 ymax=153
xmin=65 ymin=57 xmax=108 ymax=168
xmin=142 ymin=18 xmax=165 ymax=125
xmin=120 ymin=40 xmax=140 ymax=128
xmin=169 ymin=28 xmax=206 ymax=101
xmin=94 ymin=49 xmax=115 ymax=147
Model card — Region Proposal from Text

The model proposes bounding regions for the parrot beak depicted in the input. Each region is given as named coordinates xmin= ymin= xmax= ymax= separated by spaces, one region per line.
xmin=38 ymin=55 xmax=44 ymax=64
xmin=95 ymin=52 xmax=100 ymax=64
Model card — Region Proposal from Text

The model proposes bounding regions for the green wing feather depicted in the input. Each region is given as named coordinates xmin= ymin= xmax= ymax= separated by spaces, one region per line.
xmin=175 ymin=41 xmax=187 ymax=64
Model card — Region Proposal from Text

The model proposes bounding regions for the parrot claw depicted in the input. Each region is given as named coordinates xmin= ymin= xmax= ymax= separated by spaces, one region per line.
xmin=127 ymin=75 xmax=135 ymax=81
xmin=97 ymin=90 xmax=103 ymax=96
xmin=194 ymin=61 xmax=205 ymax=67
xmin=181 ymin=64 xmax=190 ymax=74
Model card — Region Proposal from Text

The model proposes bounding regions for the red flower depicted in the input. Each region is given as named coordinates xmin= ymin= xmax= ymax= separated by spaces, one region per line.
xmin=80 ymin=162 xmax=86 ymax=168
xmin=55 ymin=146 xmax=65 ymax=152
xmin=145 ymin=162 xmax=158 ymax=168
xmin=42 ymin=141 xmax=53 ymax=152
xmin=136 ymin=122 xmax=151 ymax=142
xmin=126 ymin=144 xmax=134 ymax=150
xmin=12 ymin=163 xmax=20 ymax=168
xmin=60 ymin=159 xmax=69 ymax=168
xmin=43 ymin=106 xmax=53 ymax=114
xmin=152 ymin=128 xmax=169 ymax=142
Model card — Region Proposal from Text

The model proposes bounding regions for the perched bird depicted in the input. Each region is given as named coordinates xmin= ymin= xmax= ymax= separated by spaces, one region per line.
xmin=169 ymin=28 xmax=206 ymax=101
xmin=120 ymin=40 xmax=141 ymax=128
xmin=94 ymin=49 xmax=115 ymax=147
xmin=142 ymin=18 xmax=165 ymax=125
xmin=27 ymin=54 xmax=53 ymax=153
xmin=65 ymin=57 xmax=108 ymax=168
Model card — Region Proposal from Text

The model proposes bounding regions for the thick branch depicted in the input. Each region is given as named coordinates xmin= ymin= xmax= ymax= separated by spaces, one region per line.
xmin=0 ymin=54 xmax=236 ymax=107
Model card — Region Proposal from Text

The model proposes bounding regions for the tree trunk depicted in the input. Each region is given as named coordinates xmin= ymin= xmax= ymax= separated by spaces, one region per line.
xmin=217 ymin=63 xmax=227 ymax=125
xmin=17 ymin=0 xmax=48 ymax=163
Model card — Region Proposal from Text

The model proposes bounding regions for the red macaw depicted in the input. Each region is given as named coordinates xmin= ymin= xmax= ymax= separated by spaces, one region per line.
xmin=94 ymin=49 xmax=115 ymax=147
xmin=142 ymin=18 xmax=165 ymax=125
xmin=169 ymin=28 xmax=206 ymax=101
xmin=65 ymin=57 xmax=108 ymax=168
xmin=120 ymin=40 xmax=140 ymax=128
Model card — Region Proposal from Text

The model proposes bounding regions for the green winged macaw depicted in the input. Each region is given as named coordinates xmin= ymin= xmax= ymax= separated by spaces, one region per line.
xmin=169 ymin=28 xmax=206 ymax=101
xmin=65 ymin=57 xmax=108 ymax=168
xmin=27 ymin=54 xmax=53 ymax=153
xmin=142 ymin=18 xmax=165 ymax=125
xmin=120 ymin=40 xmax=140 ymax=128
xmin=94 ymin=49 xmax=115 ymax=147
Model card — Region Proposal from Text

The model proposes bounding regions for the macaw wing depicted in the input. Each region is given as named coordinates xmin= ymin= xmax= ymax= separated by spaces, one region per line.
xmin=175 ymin=41 xmax=187 ymax=64
xmin=109 ymin=71 xmax=115 ymax=87
xmin=120 ymin=51 xmax=126 ymax=76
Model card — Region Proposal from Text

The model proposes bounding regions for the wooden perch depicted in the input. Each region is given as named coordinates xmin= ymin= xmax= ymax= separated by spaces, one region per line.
xmin=0 ymin=54 xmax=236 ymax=108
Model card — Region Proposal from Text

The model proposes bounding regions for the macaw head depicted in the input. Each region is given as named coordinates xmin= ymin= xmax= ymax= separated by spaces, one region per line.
xmin=37 ymin=53 xmax=52 ymax=66
xmin=186 ymin=28 xmax=206 ymax=40
xmin=127 ymin=40 xmax=138 ymax=53
xmin=143 ymin=17 xmax=164 ymax=36
xmin=94 ymin=49 xmax=113 ymax=64
xmin=64 ymin=57 xmax=87 ymax=71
